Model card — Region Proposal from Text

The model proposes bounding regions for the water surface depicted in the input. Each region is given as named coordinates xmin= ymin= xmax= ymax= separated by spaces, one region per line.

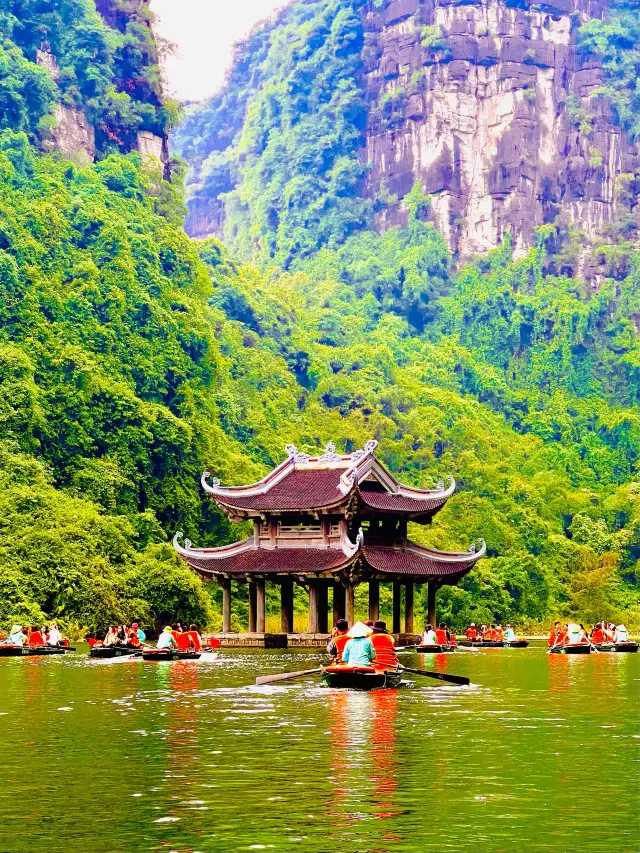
xmin=0 ymin=643 xmax=637 ymax=853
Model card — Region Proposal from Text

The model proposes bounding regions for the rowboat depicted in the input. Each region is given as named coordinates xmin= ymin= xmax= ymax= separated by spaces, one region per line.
xmin=321 ymin=665 xmax=403 ymax=690
xmin=458 ymin=640 xmax=483 ymax=647
xmin=415 ymin=644 xmax=456 ymax=653
xmin=27 ymin=645 xmax=67 ymax=656
xmin=142 ymin=649 xmax=201 ymax=661
xmin=549 ymin=644 xmax=591 ymax=655
xmin=504 ymin=640 xmax=529 ymax=648
xmin=0 ymin=644 xmax=31 ymax=657
xmin=594 ymin=642 xmax=639 ymax=653
xmin=90 ymin=645 xmax=141 ymax=659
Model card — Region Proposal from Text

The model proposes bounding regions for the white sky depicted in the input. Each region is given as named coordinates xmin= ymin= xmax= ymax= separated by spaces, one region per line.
xmin=152 ymin=1 xmax=288 ymax=102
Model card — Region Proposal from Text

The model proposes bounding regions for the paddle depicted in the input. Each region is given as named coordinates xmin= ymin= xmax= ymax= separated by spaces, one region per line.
xmin=255 ymin=668 xmax=322 ymax=686
xmin=398 ymin=665 xmax=470 ymax=686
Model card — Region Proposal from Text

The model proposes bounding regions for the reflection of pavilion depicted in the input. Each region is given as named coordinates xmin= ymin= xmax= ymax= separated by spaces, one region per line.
xmin=174 ymin=440 xmax=485 ymax=642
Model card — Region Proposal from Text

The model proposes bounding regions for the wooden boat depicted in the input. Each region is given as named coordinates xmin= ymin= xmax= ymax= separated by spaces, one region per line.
xmin=0 ymin=644 xmax=31 ymax=657
xmin=90 ymin=645 xmax=141 ymax=659
xmin=504 ymin=640 xmax=529 ymax=648
xmin=458 ymin=640 xmax=483 ymax=647
xmin=321 ymin=664 xmax=403 ymax=690
xmin=415 ymin=644 xmax=456 ymax=653
xmin=27 ymin=645 xmax=67 ymax=656
xmin=142 ymin=649 xmax=201 ymax=661
xmin=549 ymin=644 xmax=591 ymax=655
xmin=595 ymin=642 xmax=639 ymax=653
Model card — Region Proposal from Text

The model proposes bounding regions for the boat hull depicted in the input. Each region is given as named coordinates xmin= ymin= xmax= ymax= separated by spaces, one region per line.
xmin=504 ymin=640 xmax=530 ymax=648
xmin=90 ymin=646 xmax=141 ymax=659
xmin=0 ymin=645 xmax=30 ymax=657
xmin=142 ymin=650 xmax=201 ymax=661
xmin=27 ymin=646 xmax=67 ymax=655
xmin=595 ymin=642 xmax=638 ymax=653
xmin=549 ymin=644 xmax=591 ymax=655
xmin=415 ymin=644 xmax=456 ymax=653
xmin=321 ymin=666 xmax=403 ymax=690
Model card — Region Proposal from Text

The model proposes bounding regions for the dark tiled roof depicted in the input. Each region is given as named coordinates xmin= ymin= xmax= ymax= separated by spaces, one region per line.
xmin=358 ymin=491 xmax=448 ymax=515
xmin=364 ymin=546 xmax=479 ymax=578
xmin=216 ymin=468 xmax=346 ymax=511
xmin=181 ymin=547 xmax=352 ymax=576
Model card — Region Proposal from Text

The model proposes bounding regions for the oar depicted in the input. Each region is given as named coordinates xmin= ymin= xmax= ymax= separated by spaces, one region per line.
xmin=256 ymin=668 xmax=322 ymax=686
xmin=399 ymin=665 xmax=470 ymax=686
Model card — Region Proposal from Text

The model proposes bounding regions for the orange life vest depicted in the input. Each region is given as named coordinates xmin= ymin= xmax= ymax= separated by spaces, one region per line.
xmin=466 ymin=627 xmax=477 ymax=640
xmin=591 ymin=629 xmax=604 ymax=644
xmin=334 ymin=633 xmax=350 ymax=662
xmin=483 ymin=629 xmax=493 ymax=641
xmin=435 ymin=628 xmax=448 ymax=645
xmin=548 ymin=630 xmax=559 ymax=647
xmin=557 ymin=630 xmax=568 ymax=645
xmin=188 ymin=631 xmax=202 ymax=651
xmin=492 ymin=628 xmax=504 ymax=641
xmin=28 ymin=632 xmax=45 ymax=647
xmin=369 ymin=632 xmax=398 ymax=671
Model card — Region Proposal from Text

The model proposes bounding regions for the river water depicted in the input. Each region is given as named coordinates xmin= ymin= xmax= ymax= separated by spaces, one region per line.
xmin=0 ymin=643 xmax=637 ymax=853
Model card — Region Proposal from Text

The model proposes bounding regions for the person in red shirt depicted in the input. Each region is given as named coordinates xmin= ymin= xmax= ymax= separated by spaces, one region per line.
xmin=327 ymin=619 xmax=350 ymax=662
xmin=465 ymin=624 xmax=477 ymax=641
xmin=369 ymin=621 xmax=399 ymax=671
xmin=435 ymin=623 xmax=448 ymax=645
xmin=548 ymin=622 xmax=561 ymax=647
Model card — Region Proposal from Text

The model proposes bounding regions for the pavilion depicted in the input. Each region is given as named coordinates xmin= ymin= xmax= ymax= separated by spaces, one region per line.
xmin=173 ymin=440 xmax=485 ymax=642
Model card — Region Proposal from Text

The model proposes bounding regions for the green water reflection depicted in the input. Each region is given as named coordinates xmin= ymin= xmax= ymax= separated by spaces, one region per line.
xmin=0 ymin=643 xmax=637 ymax=853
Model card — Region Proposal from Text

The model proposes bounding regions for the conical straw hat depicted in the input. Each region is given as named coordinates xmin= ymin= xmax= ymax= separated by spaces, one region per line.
xmin=347 ymin=621 xmax=373 ymax=638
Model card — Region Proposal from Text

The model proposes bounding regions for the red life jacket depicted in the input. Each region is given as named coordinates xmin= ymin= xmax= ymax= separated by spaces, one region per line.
xmin=435 ymin=628 xmax=447 ymax=645
xmin=188 ymin=631 xmax=202 ymax=651
xmin=591 ymin=629 xmax=604 ymax=644
xmin=369 ymin=632 xmax=398 ymax=671
xmin=483 ymin=629 xmax=493 ymax=641
xmin=176 ymin=633 xmax=193 ymax=651
xmin=548 ymin=630 xmax=559 ymax=647
xmin=28 ymin=632 xmax=45 ymax=647
xmin=334 ymin=633 xmax=350 ymax=662
xmin=492 ymin=628 xmax=504 ymax=641
xmin=466 ymin=627 xmax=477 ymax=640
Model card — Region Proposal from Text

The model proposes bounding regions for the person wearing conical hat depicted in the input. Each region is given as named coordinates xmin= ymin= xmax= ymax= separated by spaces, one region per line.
xmin=342 ymin=621 xmax=375 ymax=667
xmin=566 ymin=623 xmax=586 ymax=645
xmin=8 ymin=625 xmax=27 ymax=645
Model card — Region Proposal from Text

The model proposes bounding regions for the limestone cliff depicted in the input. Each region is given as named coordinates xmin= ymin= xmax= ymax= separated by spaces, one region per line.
xmin=363 ymin=0 xmax=639 ymax=258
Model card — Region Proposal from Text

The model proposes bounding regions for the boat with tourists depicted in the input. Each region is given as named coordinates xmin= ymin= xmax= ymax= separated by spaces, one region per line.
xmin=321 ymin=664 xmax=403 ymax=689
xmin=142 ymin=649 xmax=201 ymax=661
xmin=594 ymin=642 xmax=638 ymax=653
xmin=415 ymin=644 xmax=456 ymax=653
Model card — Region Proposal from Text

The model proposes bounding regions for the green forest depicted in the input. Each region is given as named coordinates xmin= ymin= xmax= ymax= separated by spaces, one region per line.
xmin=0 ymin=0 xmax=638 ymax=636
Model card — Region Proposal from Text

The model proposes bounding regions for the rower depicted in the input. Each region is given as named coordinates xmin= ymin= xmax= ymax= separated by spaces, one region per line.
xmin=503 ymin=624 xmax=516 ymax=642
xmin=465 ymin=623 xmax=477 ymax=641
xmin=327 ymin=619 xmax=350 ymax=662
xmin=421 ymin=623 xmax=437 ymax=645
xmin=342 ymin=622 xmax=376 ymax=666
xmin=157 ymin=626 xmax=178 ymax=650
xmin=548 ymin=622 xmax=561 ymax=647
xmin=614 ymin=624 xmax=628 ymax=643
xmin=369 ymin=620 xmax=398 ymax=670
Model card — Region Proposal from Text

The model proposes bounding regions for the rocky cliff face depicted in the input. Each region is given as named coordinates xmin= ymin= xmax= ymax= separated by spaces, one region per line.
xmin=363 ymin=0 xmax=638 ymax=259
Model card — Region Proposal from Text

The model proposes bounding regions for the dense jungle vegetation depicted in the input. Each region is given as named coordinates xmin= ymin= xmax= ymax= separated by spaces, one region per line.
xmin=0 ymin=0 xmax=638 ymax=634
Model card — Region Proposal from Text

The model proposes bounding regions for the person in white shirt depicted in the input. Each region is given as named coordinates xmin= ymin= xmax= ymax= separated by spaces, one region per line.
xmin=421 ymin=623 xmax=437 ymax=645
xmin=47 ymin=622 xmax=62 ymax=646
xmin=504 ymin=624 xmax=516 ymax=642
xmin=614 ymin=624 xmax=628 ymax=643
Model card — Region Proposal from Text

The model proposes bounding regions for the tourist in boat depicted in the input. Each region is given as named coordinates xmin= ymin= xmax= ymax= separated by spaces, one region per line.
xmin=421 ymin=623 xmax=438 ymax=645
xmin=492 ymin=625 xmax=505 ymax=642
xmin=342 ymin=622 xmax=376 ymax=666
xmin=369 ymin=620 xmax=398 ymax=670
xmin=503 ymin=624 xmax=516 ymax=642
xmin=8 ymin=625 xmax=27 ymax=645
xmin=435 ymin=623 xmax=449 ymax=645
xmin=465 ymin=623 xmax=477 ymax=641
xmin=566 ymin=623 xmax=586 ymax=645
xmin=548 ymin=623 xmax=561 ymax=647
xmin=327 ymin=619 xmax=350 ymax=661
xmin=28 ymin=626 xmax=45 ymax=646
xmin=604 ymin=622 xmax=615 ymax=641
xmin=47 ymin=622 xmax=63 ymax=646
xmin=104 ymin=626 xmax=118 ymax=646
xmin=483 ymin=625 xmax=494 ymax=641
xmin=131 ymin=623 xmax=146 ymax=644
xmin=157 ymin=626 xmax=178 ymax=650
xmin=590 ymin=622 xmax=605 ymax=643
xmin=614 ymin=624 xmax=628 ymax=643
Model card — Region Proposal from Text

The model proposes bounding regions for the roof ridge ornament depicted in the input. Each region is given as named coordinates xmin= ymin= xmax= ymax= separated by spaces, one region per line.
xmin=319 ymin=441 xmax=341 ymax=463
xmin=174 ymin=531 xmax=193 ymax=552
xmin=285 ymin=443 xmax=310 ymax=464
xmin=350 ymin=438 xmax=378 ymax=462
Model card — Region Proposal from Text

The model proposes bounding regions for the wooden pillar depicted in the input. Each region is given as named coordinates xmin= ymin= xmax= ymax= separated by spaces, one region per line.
xmin=428 ymin=581 xmax=438 ymax=627
xmin=221 ymin=578 xmax=231 ymax=633
xmin=368 ymin=580 xmax=380 ymax=622
xmin=317 ymin=582 xmax=329 ymax=634
xmin=248 ymin=582 xmax=257 ymax=633
xmin=280 ymin=579 xmax=294 ymax=633
xmin=308 ymin=581 xmax=319 ymax=633
xmin=392 ymin=581 xmax=402 ymax=634
xmin=345 ymin=582 xmax=355 ymax=626
xmin=404 ymin=581 xmax=414 ymax=634
xmin=332 ymin=582 xmax=346 ymax=625
xmin=256 ymin=578 xmax=266 ymax=633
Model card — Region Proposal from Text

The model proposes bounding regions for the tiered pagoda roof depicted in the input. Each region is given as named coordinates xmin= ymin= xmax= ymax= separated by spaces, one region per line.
xmin=174 ymin=440 xmax=485 ymax=586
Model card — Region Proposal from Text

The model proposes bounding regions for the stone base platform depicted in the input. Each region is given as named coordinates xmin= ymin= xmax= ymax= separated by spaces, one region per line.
xmin=205 ymin=631 xmax=420 ymax=648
